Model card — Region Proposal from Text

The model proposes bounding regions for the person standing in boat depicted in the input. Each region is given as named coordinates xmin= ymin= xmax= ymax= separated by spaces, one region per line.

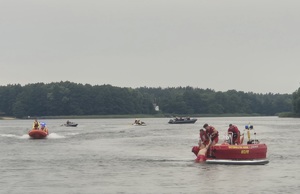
xmin=199 ymin=129 xmax=209 ymax=145
xmin=33 ymin=119 xmax=40 ymax=130
xmin=203 ymin=123 xmax=219 ymax=157
xmin=203 ymin=123 xmax=219 ymax=145
xmin=228 ymin=124 xmax=241 ymax=145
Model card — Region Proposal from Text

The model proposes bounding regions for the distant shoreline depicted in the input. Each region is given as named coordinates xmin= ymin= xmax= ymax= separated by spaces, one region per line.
xmin=0 ymin=113 xmax=267 ymax=120
xmin=0 ymin=117 xmax=16 ymax=120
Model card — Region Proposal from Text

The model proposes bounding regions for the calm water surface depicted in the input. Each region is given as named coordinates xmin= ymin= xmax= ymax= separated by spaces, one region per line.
xmin=0 ymin=117 xmax=299 ymax=194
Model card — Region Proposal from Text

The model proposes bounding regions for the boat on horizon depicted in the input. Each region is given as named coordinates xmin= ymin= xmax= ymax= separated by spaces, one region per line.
xmin=132 ymin=119 xmax=146 ymax=126
xmin=168 ymin=117 xmax=197 ymax=124
xmin=63 ymin=121 xmax=78 ymax=127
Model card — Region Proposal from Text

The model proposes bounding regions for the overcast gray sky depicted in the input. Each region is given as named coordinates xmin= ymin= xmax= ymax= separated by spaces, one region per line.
xmin=1 ymin=0 xmax=299 ymax=94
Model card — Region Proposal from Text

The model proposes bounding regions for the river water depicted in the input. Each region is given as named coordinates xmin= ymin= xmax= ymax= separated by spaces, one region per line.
xmin=0 ymin=117 xmax=299 ymax=194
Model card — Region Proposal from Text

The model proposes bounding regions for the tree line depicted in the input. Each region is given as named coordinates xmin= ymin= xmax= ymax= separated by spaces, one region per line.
xmin=0 ymin=81 xmax=295 ymax=118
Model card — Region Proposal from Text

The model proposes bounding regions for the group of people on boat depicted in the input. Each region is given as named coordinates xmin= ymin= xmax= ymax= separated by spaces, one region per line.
xmin=133 ymin=119 xmax=146 ymax=125
xmin=174 ymin=117 xmax=190 ymax=121
xmin=62 ymin=120 xmax=78 ymax=127
xmin=192 ymin=123 xmax=242 ymax=162
xmin=32 ymin=119 xmax=48 ymax=133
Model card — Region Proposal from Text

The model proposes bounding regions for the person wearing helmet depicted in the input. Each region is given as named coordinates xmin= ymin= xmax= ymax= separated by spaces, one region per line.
xmin=40 ymin=122 xmax=48 ymax=133
xmin=228 ymin=124 xmax=241 ymax=145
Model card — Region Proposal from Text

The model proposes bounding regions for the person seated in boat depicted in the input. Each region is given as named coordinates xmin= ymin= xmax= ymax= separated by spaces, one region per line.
xmin=66 ymin=120 xmax=70 ymax=125
xmin=32 ymin=119 xmax=40 ymax=130
xmin=192 ymin=138 xmax=213 ymax=163
xmin=40 ymin=122 xmax=48 ymax=133
xmin=199 ymin=129 xmax=209 ymax=145
xmin=228 ymin=124 xmax=241 ymax=145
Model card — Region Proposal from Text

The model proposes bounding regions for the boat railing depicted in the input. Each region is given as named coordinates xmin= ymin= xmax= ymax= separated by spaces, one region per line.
xmin=243 ymin=126 xmax=260 ymax=144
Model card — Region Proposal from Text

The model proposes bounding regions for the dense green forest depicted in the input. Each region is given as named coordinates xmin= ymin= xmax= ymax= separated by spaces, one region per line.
xmin=0 ymin=81 xmax=296 ymax=118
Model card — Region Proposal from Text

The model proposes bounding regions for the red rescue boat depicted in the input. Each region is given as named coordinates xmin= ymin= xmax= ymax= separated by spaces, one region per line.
xmin=28 ymin=129 xmax=48 ymax=139
xmin=193 ymin=124 xmax=269 ymax=165
xmin=206 ymin=143 xmax=269 ymax=165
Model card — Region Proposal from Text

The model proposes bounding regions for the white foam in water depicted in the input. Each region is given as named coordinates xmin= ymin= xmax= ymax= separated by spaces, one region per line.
xmin=0 ymin=134 xmax=18 ymax=138
xmin=66 ymin=132 xmax=80 ymax=136
xmin=0 ymin=133 xmax=66 ymax=139
xmin=47 ymin=133 xmax=65 ymax=139
xmin=0 ymin=134 xmax=30 ymax=139
xmin=20 ymin=134 xmax=30 ymax=139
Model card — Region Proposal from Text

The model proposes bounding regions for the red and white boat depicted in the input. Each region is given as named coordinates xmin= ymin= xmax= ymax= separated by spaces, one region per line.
xmin=193 ymin=125 xmax=269 ymax=165
xmin=206 ymin=143 xmax=268 ymax=165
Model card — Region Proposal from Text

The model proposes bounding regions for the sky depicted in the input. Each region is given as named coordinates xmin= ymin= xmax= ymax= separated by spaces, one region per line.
xmin=1 ymin=0 xmax=300 ymax=94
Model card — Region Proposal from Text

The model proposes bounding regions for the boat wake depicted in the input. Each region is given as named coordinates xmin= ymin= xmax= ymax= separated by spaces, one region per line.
xmin=65 ymin=132 xmax=80 ymax=136
xmin=47 ymin=133 xmax=65 ymax=139
xmin=0 ymin=133 xmax=67 ymax=139
xmin=0 ymin=133 xmax=30 ymax=139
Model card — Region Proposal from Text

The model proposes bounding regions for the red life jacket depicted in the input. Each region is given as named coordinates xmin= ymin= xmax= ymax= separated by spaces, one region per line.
xmin=206 ymin=126 xmax=218 ymax=139
xmin=200 ymin=131 xmax=209 ymax=145
xmin=228 ymin=125 xmax=240 ymax=137
xmin=192 ymin=146 xmax=200 ymax=156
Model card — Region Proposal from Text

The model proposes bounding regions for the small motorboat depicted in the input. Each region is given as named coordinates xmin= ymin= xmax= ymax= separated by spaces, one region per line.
xmin=168 ymin=117 xmax=197 ymax=124
xmin=28 ymin=129 xmax=49 ymax=139
xmin=63 ymin=121 xmax=78 ymax=127
xmin=132 ymin=119 xmax=146 ymax=126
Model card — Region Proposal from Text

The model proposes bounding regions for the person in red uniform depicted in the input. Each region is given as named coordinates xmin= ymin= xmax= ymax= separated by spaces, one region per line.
xmin=203 ymin=123 xmax=219 ymax=145
xmin=203 ymin=123 xmax=218 ymax=157
xmin=228 ymin=124 xmax=241 ymax=145
xmin=199 ymin=129 xmax=209 ymax=145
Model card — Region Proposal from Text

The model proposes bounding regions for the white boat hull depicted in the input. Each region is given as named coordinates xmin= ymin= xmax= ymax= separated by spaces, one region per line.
xmin=206 ymin=159 xmax=269 ymax=165
xmin=132 ymin=123 xmax=146 ymax=126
